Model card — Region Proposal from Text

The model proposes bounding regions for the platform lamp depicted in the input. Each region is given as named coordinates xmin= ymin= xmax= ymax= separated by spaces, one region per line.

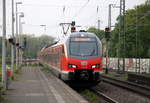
xmin=15 ymin=1 xmax=22 ymax=69
xmin=18 ymin=12 xmax=24 ymax=65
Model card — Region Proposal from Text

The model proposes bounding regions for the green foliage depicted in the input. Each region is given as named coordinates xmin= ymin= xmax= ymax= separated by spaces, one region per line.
xmin=147 ymin=48 xmax=150 ymax=57
xmin=22 ymin=34 xmax=54 ymax=58
xmin=111 ymin=2 xmax=150 ymax=58
xmin=0 ymin=65 xmax=1 ymax=81
xmin=41 ymin=67 xmax=50 ymax=73
xmin=0 ymin=34 xmax=54 ymax=60
xmin=87 ymin=27 xmax=105 ymax=40
xmin=86 ymin=2 xmax=150 ymax=58
xmin=0 ymin=37 xmax=12 ymax=63
xmin=80 ymin=89 xmax=100 ymax=103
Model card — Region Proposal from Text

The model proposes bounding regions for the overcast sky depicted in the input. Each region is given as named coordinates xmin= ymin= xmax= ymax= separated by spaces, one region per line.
xmin=0 ymin=0 xmax=147 ymax=38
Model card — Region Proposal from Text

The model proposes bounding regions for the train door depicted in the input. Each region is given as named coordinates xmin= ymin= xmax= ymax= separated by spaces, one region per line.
xmin=60 ymin=45 xmax=65 ymax=71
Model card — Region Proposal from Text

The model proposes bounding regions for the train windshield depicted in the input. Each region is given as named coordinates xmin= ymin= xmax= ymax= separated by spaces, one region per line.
xmin=70 ymin=38 xmax=98 ymax=56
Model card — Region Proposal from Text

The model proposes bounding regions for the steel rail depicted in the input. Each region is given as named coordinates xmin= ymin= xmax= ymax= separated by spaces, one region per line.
xmin=91 ymin=88 xmax=119 ymax=103
xmin=102 ymin=75 xmax=150 ymax=98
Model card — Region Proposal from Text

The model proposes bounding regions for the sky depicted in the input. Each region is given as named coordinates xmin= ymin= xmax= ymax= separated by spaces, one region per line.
xmin=0 ymin=0 xmax=147 ymax=38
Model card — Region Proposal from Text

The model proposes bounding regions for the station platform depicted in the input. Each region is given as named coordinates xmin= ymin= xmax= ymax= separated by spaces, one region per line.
xmin=4 ymin=66 xmax=88 ymax=103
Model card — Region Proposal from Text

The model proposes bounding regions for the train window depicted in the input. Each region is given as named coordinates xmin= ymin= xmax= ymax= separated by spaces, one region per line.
xmin=62 ymin=46 xmax=64 ymax=54
xmin=69 ymin=40 xmax=98 ymax=56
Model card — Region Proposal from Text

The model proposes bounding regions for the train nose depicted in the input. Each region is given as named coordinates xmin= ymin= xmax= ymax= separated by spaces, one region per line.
xmin=81 ymin=61 xmax=88 ymax=66
xmin=80 ymin=70 xmax=89 ymax=80
xmin=80 ymin=61 xmax=88 ymax=69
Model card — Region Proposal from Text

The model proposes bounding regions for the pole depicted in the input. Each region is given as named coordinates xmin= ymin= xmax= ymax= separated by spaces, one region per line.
xmin=16 ymin=2 xmax=19 ymax=70
xmin=44 ymin=25 xmax=46 ymax=34
xmin=108 ymin=4 xmax=112 ymax=57
xmin=15 ymin=2 xmax=22 ymax=69
xmin=19 ymin=16 xmax=21 ymax=66
xmin=105 ymin=4 xmax=112 ymax=74
xmin=11 ymin=0 xmax=15 ymax=77
xmin=19 ymin=15 xmax=24 ymax=65
xmin=20 ymin=22 xmax=23 ymax=65
xmin=123 ymin=0 xmax=125 ymax=72
xmin=118 ymin=0 xmax=122 ymax=73
xmin=2 ymin=0 xmax=7 ymax=89
xmin=40 ymin=25 xmax=46 ymax=34
xmin=135 ymin=5 xmax=138 ymax=73
xmin=105 ymin=41 xmax=108 ymax=74
xmin=108 ymin=4 xmax=111 ymax=28
xmin=118 ymin=0 xmax=125 ymax=73
xmin=98 ymin=19 xmax=100 ymax=30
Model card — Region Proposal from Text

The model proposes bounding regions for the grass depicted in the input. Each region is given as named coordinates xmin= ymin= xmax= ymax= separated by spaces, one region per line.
xmin=102 ymin=71 xmax=128 ymax=81
xmin=0 ymin=65 xmax=4 ymax=102
xmin=41 ymin=66 xmax=50 ymax=73
xmin=77 ymin=89 xmax=100 ymax=103
xmin=23 ymin=63 xmax=39 ymax=67
xmin=0 ymin=65 xmax=1 ymax=81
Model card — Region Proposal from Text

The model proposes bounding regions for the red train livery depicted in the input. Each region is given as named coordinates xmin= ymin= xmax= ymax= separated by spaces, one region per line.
xmin=38 ymin=32 xmax=103 ymax=85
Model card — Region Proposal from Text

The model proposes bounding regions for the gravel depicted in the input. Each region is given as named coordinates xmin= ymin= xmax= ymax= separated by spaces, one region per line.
xmin=95 ymin=81 xmax=150 ymax=103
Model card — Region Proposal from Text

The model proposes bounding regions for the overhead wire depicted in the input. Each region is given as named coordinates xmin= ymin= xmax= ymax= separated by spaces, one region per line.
xmin=72 ymin=0 xmax=90 ymax=19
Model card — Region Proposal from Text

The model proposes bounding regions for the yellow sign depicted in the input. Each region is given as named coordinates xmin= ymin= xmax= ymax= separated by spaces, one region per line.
xmin=74 ymin=38 xmax=91 ymax=41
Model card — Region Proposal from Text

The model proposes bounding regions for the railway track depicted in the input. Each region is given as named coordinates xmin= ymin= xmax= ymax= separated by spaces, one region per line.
xmin=101 ymin=75 xmax=150 ymax=98
xmin=91 ymin=88 xmax=118 ymax=103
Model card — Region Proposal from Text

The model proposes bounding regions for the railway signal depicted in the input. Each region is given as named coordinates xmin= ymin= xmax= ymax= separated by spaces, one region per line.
xmin=16 ymin=43 xmax=19 ymax=47
xmin=105 ymin=27 xmax=111 ymax=74
xmin=71 ymin=27 xmax=76 ymax=33
xmin=105 ymin=27 xmax=111 ymax=41
xmin=60 ymin=21 xmax=76 ymax=35
xmin=23 ymin=37 xmax=27 ymax=48
xmin=71 ymin=21 xmax=76 ymax=33
xmin=71 ymin=21 xmax=75 ymax=26
xmin=8 ymin=38 xmax=15 ymax=45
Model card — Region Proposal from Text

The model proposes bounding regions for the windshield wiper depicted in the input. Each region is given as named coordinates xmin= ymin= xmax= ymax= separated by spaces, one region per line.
xmin=90 ymin=49 xmax=95 ymax=56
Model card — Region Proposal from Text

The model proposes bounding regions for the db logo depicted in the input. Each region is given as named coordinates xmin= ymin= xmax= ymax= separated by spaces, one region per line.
xmin=81 ymin=61 xmax=88 ymax=66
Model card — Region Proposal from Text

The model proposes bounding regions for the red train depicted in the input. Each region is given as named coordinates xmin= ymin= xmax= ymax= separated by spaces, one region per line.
xmin=38 ymin=31 xmax=103 ymax=86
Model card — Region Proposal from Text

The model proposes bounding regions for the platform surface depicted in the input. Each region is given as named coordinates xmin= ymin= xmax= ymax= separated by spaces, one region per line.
xmin=4 ymin=66 xmax=88 ymax=103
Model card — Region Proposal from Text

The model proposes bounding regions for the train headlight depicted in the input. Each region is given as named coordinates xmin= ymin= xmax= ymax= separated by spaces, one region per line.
xmin=68 ymin=64 xmax=77 ymax=68
xmin=92 ymin=64 xmax=100 ymax=69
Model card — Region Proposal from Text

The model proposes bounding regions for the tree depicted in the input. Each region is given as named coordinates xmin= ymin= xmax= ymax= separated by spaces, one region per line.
xmin=22 ymin=34 xmax=54 ymax=58
xmin=112 ymin=2 xmax=150 ymax=58
xmin=87 ymin=27 xmax=105 ymax=40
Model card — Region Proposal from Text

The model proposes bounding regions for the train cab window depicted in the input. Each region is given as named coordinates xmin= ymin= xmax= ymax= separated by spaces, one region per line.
xmin=69 ymin=37 xmax=98 ymax=56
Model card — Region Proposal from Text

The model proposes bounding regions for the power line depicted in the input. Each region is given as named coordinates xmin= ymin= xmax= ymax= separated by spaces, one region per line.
xmin=72 ymin=0 xmax=90 ymax=19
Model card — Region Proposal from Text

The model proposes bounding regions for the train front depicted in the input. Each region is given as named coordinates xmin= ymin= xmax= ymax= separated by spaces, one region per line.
xmin=61 ymin=32 xmax=103 ymax=85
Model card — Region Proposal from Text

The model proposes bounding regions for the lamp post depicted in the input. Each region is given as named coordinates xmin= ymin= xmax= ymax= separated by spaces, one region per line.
xmin=40 ymin=25 xmax=46 ymax=34
xmin=2 ymin=0 xmax=6 ymax=89
xmin=11 ymin=0 xmax=15 ymax=78
xmin=20 ymin=22 xmax=25 ymax=35
xmin=20 ymin=22 xmax=25 ymax=65
xmin=15 ymin=2 xmax=22 ymax=70
xmin=19 ymin=13 xmax=24 ymax=65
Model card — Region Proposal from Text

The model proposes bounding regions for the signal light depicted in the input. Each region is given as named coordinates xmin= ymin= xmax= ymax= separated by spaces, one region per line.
xmin=16 ymin=43 xmax=19 ymax=46
xmin=24 ymin=37 xmax=27 ymax=48
xmin=8 ymin=38 xmax=13 ymax=43
xmin=105 ymin=27 xmax=111 ymax=41
xmin=71 ymin=27 xmax=76 ymax=33
xmin=71 ymin=21 xmax=75 ymax=26
xmin=8 ymin=38 xmax=15 ymax=45
xmin=105 ymin=27 xmax=111 ymax=32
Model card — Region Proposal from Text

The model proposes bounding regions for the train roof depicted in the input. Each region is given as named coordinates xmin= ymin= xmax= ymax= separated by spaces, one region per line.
xmin=69 ymin=32 xmax=96 ymax=38
xmin=40 ymin=32 xmax=99 ymax=52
